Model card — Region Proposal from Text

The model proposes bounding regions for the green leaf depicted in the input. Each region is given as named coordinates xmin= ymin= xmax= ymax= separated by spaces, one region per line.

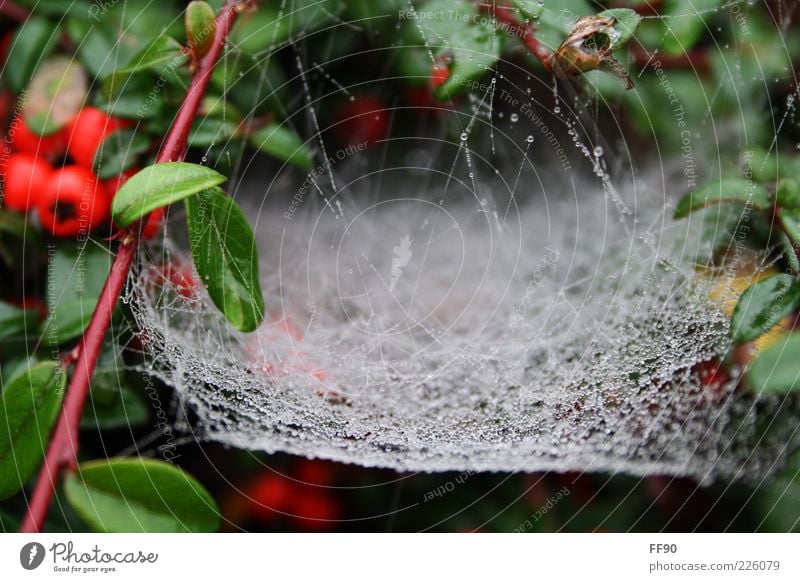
xmin=23 ymin=57 xmax=88 ymax=136
xmin=511 ymin=0 xmax=544 ymax=20
xmin=0 ymin=301 xmax=38 ymax=342
xmin=112 ymin=162 xmax=227 ymax=227
xmin=229 ymin=0 xmax=340 ymax=54
xmin=434 ymin=21 xmax=503 ymax=100
xmin=776 ymin=179 xmax=800 ymax=210
xmin=673 ymin=179 xmax=772 ymax=219
xmin=81 ymin=345 xmax=149 ymax=430
xmin=595 ymin=8 xmax=641 ymax=49
xmin=95 ymin=73 xmax=165 ymax=120
xmin=748 ymin=332 xmax=800 ymax=395
xmin=0 ymin=361 xmax=65 ymax=500
xmin=5 ymin=17 xmax=58 ymax=92
xmin=116 ymin=35 xmax=186 ymax=76
xmin=401 ymin=0 xmax=502 ymax=100
xmin=41 ymin=244 xmax=112 ymax=345
xmin=247 ymin=123 xmax=312 ymax=170
xmin=660 ymin=0 xmax=722 ymax=55
xmin=731 ymin=275 xmax=800 ymax=343
xmin=186 ymin=1 xmax=217 ymax=59
xmin=186 ymin=187 xmax=265 ymax=332
xmin=189 ymin=117 xmax=240 ymax=147
xmin=757 ymin=452 xmax=800 ymax=532
xmin=64 ymin=458 xmax=220 ymax=532
xmin=93 ymin=129 xmax=151 ymax=180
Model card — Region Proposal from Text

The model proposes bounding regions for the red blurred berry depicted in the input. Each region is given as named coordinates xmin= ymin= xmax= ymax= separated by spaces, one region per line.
xmin=37 ymin=166 xmax=110 ymax=237
xmin=2 ymin=154 xmax=54 ymax=212
xmin=102 ymin=167 xmax=138 ymax=197
xmin=161 ymin=260 xmax=198 ymax=298
xmin=66 ymin=107 xmax=129 ymax=168
xmin=696 ymin=359 xmax=729 ymax=401
xmin=333 ymin=95 xmax=390 ymax=147
xmin=9 ymin=296 xmax=47 ymax=320
xmin=290 ymin=490 xmax=340 ymax=531
xmin=296 ymin=459 xmax=336 ymax=486
xmin=8 ymin=116 xmax=66 ymax=161
xmin=247 ymin=473 xmax=294 ymax=522
xmin=431 ymin=63 xmax=450 ymax=89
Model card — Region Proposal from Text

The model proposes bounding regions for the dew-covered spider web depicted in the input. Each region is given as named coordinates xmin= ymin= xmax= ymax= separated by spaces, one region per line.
xmin=123 ymin=0 xmax=800 ymax=482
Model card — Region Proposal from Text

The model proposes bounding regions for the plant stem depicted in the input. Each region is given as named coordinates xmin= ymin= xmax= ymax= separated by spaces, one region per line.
xmin=19 ymin=0 xmax=244 ymax=534
xmin=0 ymin=0 xmax=29 ymax=23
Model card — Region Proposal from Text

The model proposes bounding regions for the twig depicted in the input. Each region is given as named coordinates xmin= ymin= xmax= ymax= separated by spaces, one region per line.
xmin=0 ymin=0 xmax=30 ymax=23
xmin=19 ymin=0 xmax=244 ymax=534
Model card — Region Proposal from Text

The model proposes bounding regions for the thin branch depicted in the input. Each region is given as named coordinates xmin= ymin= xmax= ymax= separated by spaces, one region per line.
xmin=19 ymin=0 xmax=245 ymax=534
xmin=0 ymin=0 xmax=30 ymax=23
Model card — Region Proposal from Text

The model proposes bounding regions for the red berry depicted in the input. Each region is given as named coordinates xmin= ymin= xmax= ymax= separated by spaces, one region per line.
xmin=37 ymin=166 xmax=110 ymax=237
xmin=431 ymin=63 xmax=450 ymax=89
xmin=102 ymin=167 xmax=138 ymax=197
xmin=8 ymin=116 xmax=66 ymax=160
xmin=296 ymin=459 xmax=336 ymax=486
xmin=247 ymin=473 xmax=294 ymax=522
xmin=160 ymin=260 xmax=198 ymax=298
xmin=290 ymin=490 xmax=339 ymax=531
xmin=333 ymin=96 xmax=390 ymax=147
xmin=66 ymin=107 xmax=129 ymax=168
xmin=1 ymin=154 xmax=54 ymax=212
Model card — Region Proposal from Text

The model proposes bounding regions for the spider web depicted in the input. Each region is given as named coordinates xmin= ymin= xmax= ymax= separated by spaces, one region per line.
xmin=123 ymin=0 xmax=800 ymax=482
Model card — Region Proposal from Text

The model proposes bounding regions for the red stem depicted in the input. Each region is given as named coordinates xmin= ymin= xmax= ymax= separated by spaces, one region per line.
xmin=0 ymin=0 xmax=30 ymax=23
xmin=19 ymin=0 xmax=244 ymax=534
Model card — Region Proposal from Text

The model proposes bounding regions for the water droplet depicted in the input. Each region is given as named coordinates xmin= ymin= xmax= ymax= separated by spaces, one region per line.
xmin=593 ymin=145 xmax=604 ymax=157
xmin=526 ymin=135 xmax=534 ymax=143
xmin=460 ymin=132 xmax=468 ymax=141
xmin=510 ymin=113 xmax=519 ymax=123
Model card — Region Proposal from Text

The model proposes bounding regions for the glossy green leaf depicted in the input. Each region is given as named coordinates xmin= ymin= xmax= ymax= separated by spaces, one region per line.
xmin=0 ymin=361 xmax=65 ymax=499
xmin=0 ymin=301 xmax=37 ymax=342
xmin=112 ymin=162 xmax=227 ymax=227
xmin=23 ymin=57 xmax=88 ymax=136
xmin=5 ymin=17 xmax=58 ymax=92
xmin=248 ymin=123 xmax=312 ymax=170
xmin=731 ymin=275 xmax=800 ymax=343
xmin=186 ymin=1 xmax=217 ymax=58
xmin=186 ymin=187 xmax=265 ymax=332
xmin=673 ymin=179 xmax=771 ymax=219
xmin=64 ymin=458 xmax=220 ymax=532
xmin=748 ymin=332 xmax=800 ymax=395
xmin=93 ymin=129 xmax=151 ymax=180
xmin=41 ymin=244 xmax=112 ymax=345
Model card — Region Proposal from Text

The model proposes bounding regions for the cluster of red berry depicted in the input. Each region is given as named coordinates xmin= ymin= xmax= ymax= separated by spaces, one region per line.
xmin=1 ymin=106 xmax=161 ymax=238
